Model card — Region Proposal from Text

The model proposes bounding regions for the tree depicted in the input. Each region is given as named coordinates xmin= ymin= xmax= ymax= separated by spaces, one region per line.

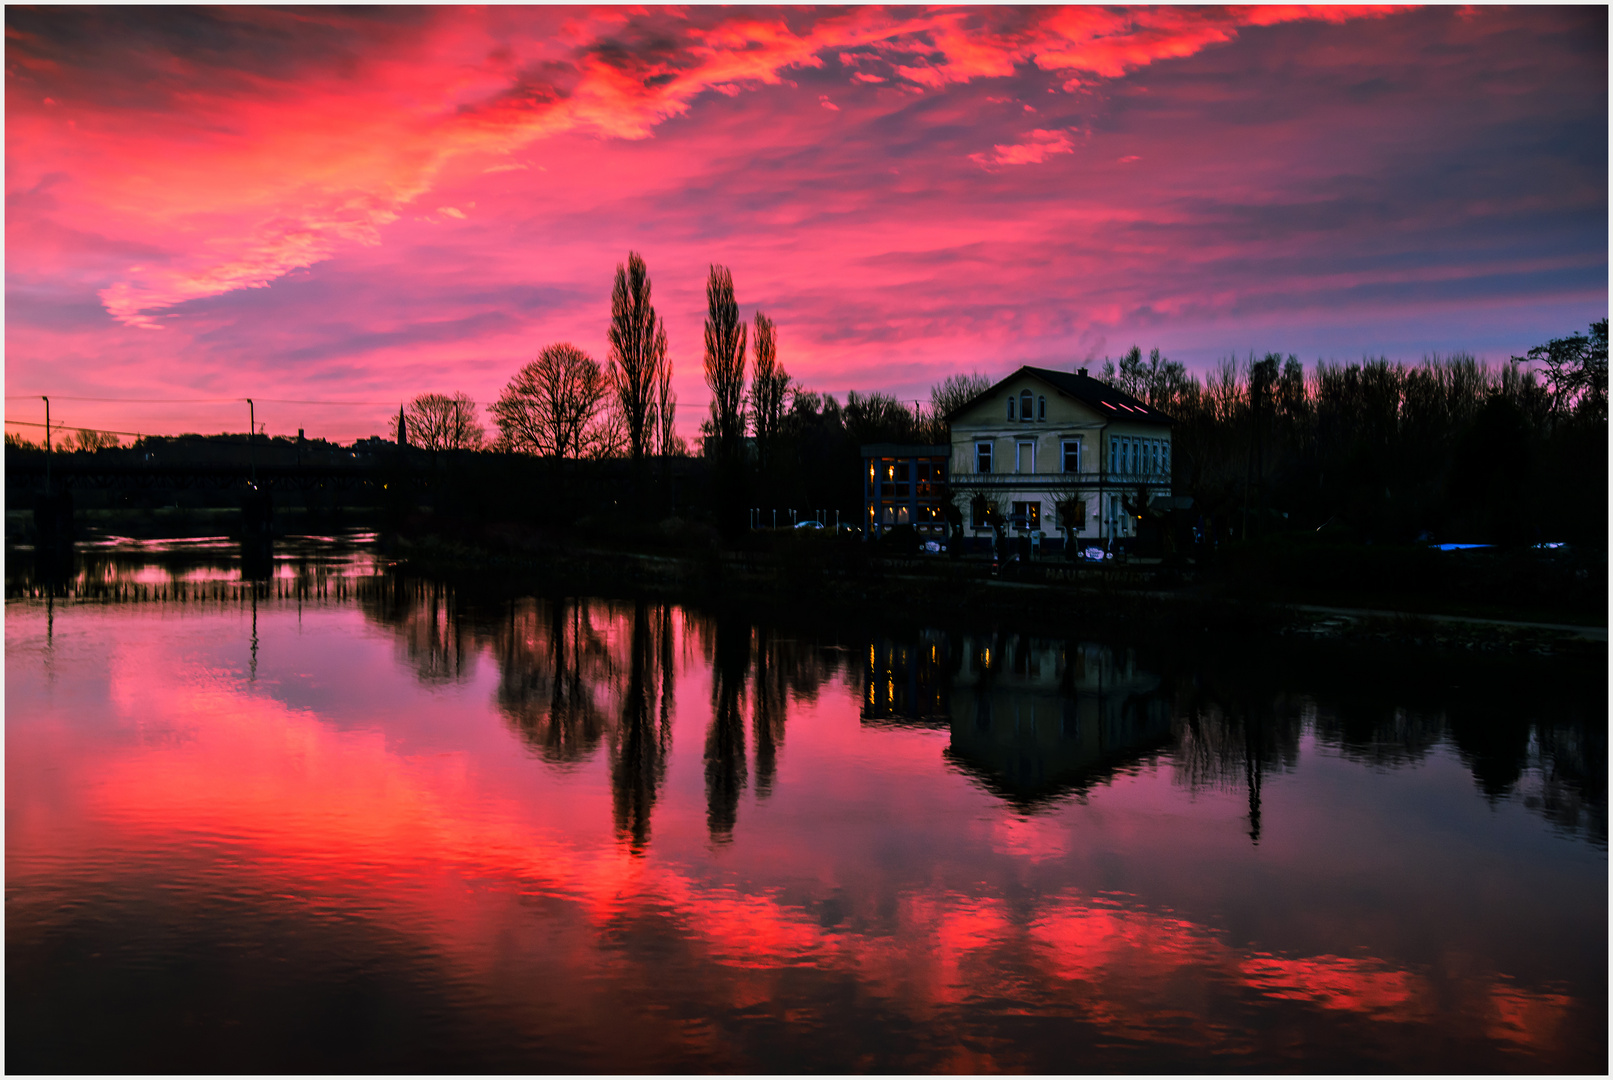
xmin=608 ymin=252 xmax=668 ymax=465
xmin=1513 ymin=319 xmax=1608 ymax=423
xmin=655 ymin=352 xmax=682 ymax=456
xmin=490 ymin=345 xmax=610 ymax=459
xmin=748 ymin=311 xmax=789 ymax=469
xmin=703 ymin=264 xmax=747 ymax=460
xmin=1055 ymin=493 xmax=1087 ymax=556
xmin=930 ymin=372 xmax=992 ymax=419
xmin=407 ymin=392 xmax=484 ymax=450
xmin=71 ymin=428 xmax=120 ymax=452
xmin=1103 ymin=346 xmax=1192 ymax=413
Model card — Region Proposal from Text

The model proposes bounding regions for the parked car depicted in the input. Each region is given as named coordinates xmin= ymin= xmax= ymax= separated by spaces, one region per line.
xmin=1079 ymin=546 xmax=1112 ymax=561
xmin=795 ymin=520 xmax=825 ymax=531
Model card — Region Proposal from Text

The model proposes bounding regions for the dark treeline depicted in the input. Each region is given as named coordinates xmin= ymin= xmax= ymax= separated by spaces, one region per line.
xmin=1101 ymin=322 xmax=1608 ymax=545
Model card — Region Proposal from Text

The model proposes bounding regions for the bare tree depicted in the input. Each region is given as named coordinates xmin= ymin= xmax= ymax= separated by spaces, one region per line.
xmin=490 ymin=345 xmax=610 ymax=459
xmin=928 ymin=371 xmax=992 ymax=440
xmin=586 ymin=401 xmax=629 ymax=459
xmin=656 ymin=352 xmax=682 ymax=456
xmin=748 ymin=311 xmax=789 ymax=468
xmin=407 ymin=392 xmax=484 ymax=451
xmin=608 ymin=252 xmax=668 ymax=465
xmin=71 ymin=428 xmax=120 ymax=452
xmin=703 ymin=264 xmax=747 ymax=460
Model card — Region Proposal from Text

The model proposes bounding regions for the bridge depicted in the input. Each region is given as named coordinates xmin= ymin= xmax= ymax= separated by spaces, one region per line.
xmin=5 ymin=449 xmax=420 ymax=494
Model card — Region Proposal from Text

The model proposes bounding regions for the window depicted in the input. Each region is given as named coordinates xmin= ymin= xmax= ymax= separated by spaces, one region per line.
xmin=1152 ymin=441 xmax=1161 ymax=475
xmin=1162 ymin=442 xmax=1170 ymax=474
xmin=975 ymin=440 xmax=993 ymax=474
xmin=1037 ymin=395 xmax=1046 ymax=421
xmin=1020 ymin=390 xmax=1034 ymax=421
xmin=1061 ymin=439 xmax=1081 ymax=473
xmin=1011 ymin=501 xmax=1041 ymax=530
xmin=1006 ymin=397 xmax=1016 ymax=421
xmin=1016 ymin=440 xmax=1035 ymax=473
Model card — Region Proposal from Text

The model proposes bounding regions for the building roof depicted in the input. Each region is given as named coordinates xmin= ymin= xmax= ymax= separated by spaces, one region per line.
xmin=948 ymin=365 xmax=1175 ymax=425
xmin=858 ymin=443 xmax=950 ymax=457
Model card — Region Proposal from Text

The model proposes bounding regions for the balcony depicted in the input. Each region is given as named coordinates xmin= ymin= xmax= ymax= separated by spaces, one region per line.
xmin=951 ymin=470 xmax=1171 ymax=488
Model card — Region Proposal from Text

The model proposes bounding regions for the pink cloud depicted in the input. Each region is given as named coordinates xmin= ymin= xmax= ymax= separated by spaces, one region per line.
xmin=972 ymin=128 xmax=1077 ymax=166
xmin=8 ymin=6 xmax=1397 ymax=330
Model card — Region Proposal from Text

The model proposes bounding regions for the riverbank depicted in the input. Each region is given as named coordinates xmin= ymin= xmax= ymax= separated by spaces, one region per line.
xmin=387 ymin=531 xmax=1607 ymax=661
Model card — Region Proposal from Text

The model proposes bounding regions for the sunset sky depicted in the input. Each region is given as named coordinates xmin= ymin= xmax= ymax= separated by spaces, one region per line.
xmin=5 ymin=5 xmax=1607 ymax=443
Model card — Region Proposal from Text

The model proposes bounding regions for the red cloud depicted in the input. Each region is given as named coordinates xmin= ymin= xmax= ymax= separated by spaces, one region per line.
xmin=7 ymin=6 xmax=1397 ymax=328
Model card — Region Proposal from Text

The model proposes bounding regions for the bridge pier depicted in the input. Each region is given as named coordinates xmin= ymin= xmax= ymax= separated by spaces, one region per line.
xmin=241 ymin=489 xmax=274 ymax=579
xmin=33 ymin=489 xmax=75 ymax=551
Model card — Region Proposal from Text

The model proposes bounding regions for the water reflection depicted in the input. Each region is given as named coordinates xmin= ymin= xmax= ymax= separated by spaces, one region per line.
xmin=611 ymin=602 xmax=670 ymax=850
xmin=6 ymin=547 xmax=1605 ymax=1073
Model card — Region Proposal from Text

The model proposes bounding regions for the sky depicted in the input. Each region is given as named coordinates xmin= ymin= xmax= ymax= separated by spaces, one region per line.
xmin=5 ymin=5 xmax=1607 ymax=444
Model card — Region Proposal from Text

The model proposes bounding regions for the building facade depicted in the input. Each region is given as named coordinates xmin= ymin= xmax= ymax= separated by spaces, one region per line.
xmin=860 ymin=443 xmax=951 ymax=538
xmin=946 ymin=366 xmax=1173 ymax=552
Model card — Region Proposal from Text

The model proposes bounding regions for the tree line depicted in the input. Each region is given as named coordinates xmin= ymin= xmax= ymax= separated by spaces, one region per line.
xmin=1099 ymin=321 xmax=1607 ymax=545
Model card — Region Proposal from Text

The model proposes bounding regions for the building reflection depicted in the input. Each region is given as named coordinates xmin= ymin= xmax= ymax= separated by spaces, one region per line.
xmin=945 ymin=635 xmax=1173 ymax=810
xmin=861 ymin=632 xmax=953 ymax=728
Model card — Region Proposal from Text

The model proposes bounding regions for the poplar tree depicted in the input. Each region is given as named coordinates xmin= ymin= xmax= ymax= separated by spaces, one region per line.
xmin=702 ymin=265 xmax=747 ymax=461
xmin=748 ymin=311 xmax=789 ymax=470
xmin=608 ymin=252 xmax=668 ymax=466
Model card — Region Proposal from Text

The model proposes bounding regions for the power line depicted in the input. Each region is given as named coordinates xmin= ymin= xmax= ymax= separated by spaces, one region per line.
xmin=5 ymin=394 xmax=401 ymax=405
xmin=5 ymin=418 xmax=146 ymax=438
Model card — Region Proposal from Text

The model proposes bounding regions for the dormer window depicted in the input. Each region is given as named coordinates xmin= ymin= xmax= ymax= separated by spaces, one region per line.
xmin=1019 ymin=390 xmax=1033 ymax=421
xmin=1007 ymin=396 xmax=1016 ymax=421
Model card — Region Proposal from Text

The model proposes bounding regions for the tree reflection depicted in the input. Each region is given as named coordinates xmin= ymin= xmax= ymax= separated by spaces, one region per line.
xmin=705 ymin=618 xmax=749 ymax=843
xmin=611 ymin=601 xmax=669 ymax=853
xmin=344 ymin=580 xmax=1604 ymax=848
xmin=751 ymin=626 xmax=783 ymax=797
xmin=490 ymin=597 xmax=618 ymax=764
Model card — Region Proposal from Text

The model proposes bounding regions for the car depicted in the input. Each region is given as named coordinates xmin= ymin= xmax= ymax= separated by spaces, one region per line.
xmin=1080 ymin=546 xmax=1112 ymax=561
xmin=794 ymin=520 xmax=824 ymax=530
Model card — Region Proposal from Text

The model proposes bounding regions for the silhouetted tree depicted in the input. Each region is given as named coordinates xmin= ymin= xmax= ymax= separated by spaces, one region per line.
xmin=1513 ymin=319 xmax=1608 ymax=423
xmin=608 ymin=252 xmax=668 ymax=466
xmin=930 ymin=372 xmax=992 ymax=419
xmin=703 ymin=264 xmax=748 ymax=460
xmin=491 ymin=344 xmax=612 ymax=459
xmin=655 ymin=356 xmax=682 ymax=457
xmin=748 ymin=311 xmax=789 ymax=471
xmin=407 ymin=392 xmax=484 ymax=450
xmin=70 ymin=429 xmax=120 ymax=452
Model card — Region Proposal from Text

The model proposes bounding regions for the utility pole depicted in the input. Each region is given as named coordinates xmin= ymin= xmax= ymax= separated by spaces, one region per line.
xmin=42 ymin=395 xmax=51 ymax=494
xmin=246 ymin=398 xmax=256 ymax=484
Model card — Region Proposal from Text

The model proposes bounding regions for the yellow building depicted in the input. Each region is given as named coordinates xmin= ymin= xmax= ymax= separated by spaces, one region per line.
xmin=946 ymin=366 xmax=1174 ymax=553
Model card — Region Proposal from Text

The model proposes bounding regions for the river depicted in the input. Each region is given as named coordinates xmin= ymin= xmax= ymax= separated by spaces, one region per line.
xmin=6 ymin=534 xmax=1605 ymax=1072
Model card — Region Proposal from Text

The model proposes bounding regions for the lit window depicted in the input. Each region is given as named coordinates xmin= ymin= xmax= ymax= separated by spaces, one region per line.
xmin=1011 ymin=500 xmax=1041 ymax=530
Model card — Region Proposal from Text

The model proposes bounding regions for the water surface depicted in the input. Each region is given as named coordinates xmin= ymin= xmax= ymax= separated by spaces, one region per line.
xmin=7 ymin=539 xmax=1606 ymax=1072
